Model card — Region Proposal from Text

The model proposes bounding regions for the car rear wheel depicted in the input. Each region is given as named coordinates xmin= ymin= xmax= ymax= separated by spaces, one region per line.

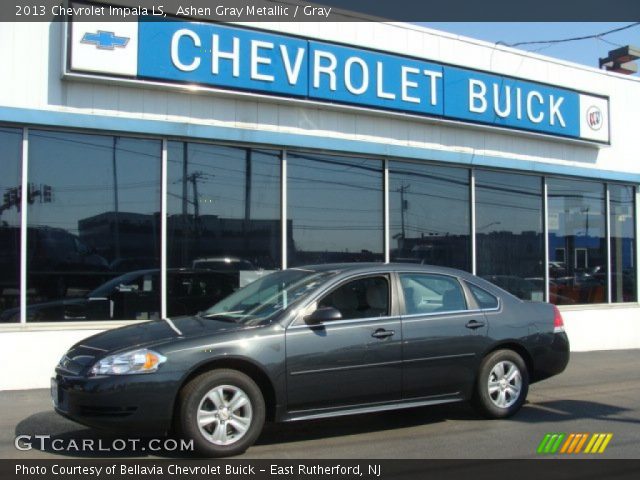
xmin=473 ymin=349 xmax=529 ymax=418
xmin=178 ymin=369 xmax=265 ymax=457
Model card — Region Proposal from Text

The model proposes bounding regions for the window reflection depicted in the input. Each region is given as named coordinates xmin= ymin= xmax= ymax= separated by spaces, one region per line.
xmin=610 ymin=185 xmax=636 ymax=303
xmin=22 ymin=131 xmax=162 ymax=322
xmin=548 ymin=178 xmax=607 ymax=305
xmin=288 ymin=152 xmax=384 ymax=266
xmin=475 ymin=171 xmax=544 ymax=301
xmin=0 ymin=128 xmax=22 ymax=323
xmin=1 ymin=124 xmax=637 ymax=321
xmin=389 ymin=162 xmax=470 ymax=271
xmin=167 ymin=142 xmax=281 ymax=308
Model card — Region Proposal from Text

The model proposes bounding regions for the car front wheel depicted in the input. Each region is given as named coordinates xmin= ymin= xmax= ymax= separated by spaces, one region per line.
xmin=473 ymin=349 xmax=529 ymax=418
xmin=178 ymin=369 xmax=265 ymax=457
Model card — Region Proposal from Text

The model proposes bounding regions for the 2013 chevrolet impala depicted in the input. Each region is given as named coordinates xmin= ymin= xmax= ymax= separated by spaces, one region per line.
xmin=53 ymin=263 xmax=569 ymax=456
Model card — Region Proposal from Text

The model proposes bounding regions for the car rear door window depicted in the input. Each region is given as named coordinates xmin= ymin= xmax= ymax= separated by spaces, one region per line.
xmin=399 ymin=274 xmax=467 ymax=315
xmin=467 ymin=283 xmax=499 ymax=310
xmin=318 ymin=276 xmax=390 ymax=320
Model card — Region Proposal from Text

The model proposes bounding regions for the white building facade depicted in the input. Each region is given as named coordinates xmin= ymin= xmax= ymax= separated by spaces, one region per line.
xmin=0 ymin=16 xmax=638 ymax=390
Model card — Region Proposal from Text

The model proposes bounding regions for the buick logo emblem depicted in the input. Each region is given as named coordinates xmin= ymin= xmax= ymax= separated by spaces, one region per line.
xmin=586 ymin=106 xmax=603 ymax=131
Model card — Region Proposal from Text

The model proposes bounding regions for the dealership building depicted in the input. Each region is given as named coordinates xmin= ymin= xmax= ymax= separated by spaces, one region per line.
xmin=0 ymin=10 xmax=639 ymax=390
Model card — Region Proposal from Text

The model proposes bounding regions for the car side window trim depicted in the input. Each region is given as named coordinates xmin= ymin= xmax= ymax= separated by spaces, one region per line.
xmin=287 ymin=314 xmax=403 ymax=329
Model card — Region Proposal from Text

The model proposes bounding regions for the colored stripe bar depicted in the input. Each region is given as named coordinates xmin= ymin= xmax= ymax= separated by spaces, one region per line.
xmin=574 ymin=433 xmax=589 ymax=453
xmin=541 ymin=432 xmax=612 ymax=454
xmin=598 ymin=434 xmax=613 ymax=453
xmin=537 ymin=434 xmax=553 ymax=454
xmin=567 ymin=434 xmax=583 ymax=453
xmin=545 ymin=434 xmax=559 ymax=453
xmin=584 ymin=433 xmax=599 ymax=453
xmin=550 ymin=433 xmax=566 ymax=453
xmin=560 ymin=434 xmax=575 ymax=453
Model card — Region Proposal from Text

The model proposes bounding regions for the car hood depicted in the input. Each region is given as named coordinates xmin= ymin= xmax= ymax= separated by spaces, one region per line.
xmin=59 ymin=316 xmax=251 ymax=375
xmin=81 ymin=316 xmax=250 ymax=352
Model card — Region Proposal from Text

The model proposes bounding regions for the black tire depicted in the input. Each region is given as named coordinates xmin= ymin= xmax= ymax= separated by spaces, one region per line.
xmin=473 ymin=349 xmax=529 ymax=419
xmin=178 ymin=369 xmax=265 ymax=457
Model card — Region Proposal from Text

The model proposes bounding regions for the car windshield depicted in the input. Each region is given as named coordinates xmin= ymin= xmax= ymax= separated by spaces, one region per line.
xmin=202 ymin=268 xmax=337 ymax=325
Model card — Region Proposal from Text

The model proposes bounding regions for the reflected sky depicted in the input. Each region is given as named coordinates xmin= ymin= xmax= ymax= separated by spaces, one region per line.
xmin=389 ymin=162 xmax=469 ymax=237
xmin=0 ymin=127 xmax=22 ymax=228
xmin=28 ymin=131 xmax=161 ymax=237
xmin=288 ymin=152 xmax=384 ymax=255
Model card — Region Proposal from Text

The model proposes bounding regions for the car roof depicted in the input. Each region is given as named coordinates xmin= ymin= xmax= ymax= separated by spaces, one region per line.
xmin=290 ymin=263 xmax=516 ymax=301
xmin=291 ymin=262 xmax=474 ymax=278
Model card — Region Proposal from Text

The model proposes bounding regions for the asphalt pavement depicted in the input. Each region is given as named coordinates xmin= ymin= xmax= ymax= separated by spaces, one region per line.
xmin=1 ymin=349 xmax=639 ymax=459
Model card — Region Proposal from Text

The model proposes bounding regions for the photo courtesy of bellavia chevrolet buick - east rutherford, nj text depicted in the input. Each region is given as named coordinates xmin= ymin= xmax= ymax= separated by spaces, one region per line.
xmin=0 ymin=0 xmax=639 ymax=468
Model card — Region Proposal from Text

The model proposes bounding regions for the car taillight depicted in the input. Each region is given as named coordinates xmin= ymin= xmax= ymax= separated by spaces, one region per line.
xmin=553 ymin=305 xmax=565 ymax=333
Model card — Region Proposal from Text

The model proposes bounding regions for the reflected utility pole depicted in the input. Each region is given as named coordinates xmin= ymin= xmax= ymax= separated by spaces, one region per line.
xmin=397 ymin=183 xmax=410 ymax=242
xmin=112 ymin=137 xmax=120 ymax=260
xmin=244 ymin=149 xmax=252 ymax=255
xmin=181 ymin=143 xmax=189 ymax=265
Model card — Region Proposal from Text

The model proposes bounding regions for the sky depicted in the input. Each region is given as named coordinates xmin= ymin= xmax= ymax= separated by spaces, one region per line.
xmin=421 ymin=23 xmax=640 ymax=75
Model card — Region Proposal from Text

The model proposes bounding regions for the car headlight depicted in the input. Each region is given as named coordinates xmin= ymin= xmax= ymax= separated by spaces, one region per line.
xmin=90 ymin=349 xmax=166 ymax=376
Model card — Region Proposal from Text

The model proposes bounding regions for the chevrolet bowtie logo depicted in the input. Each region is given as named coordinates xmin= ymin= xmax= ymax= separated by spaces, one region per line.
xmin=81 ymin=31 xmax=129 ymax=50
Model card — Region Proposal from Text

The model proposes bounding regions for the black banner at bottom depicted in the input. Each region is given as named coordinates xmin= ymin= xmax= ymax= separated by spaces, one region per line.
xmin=2 ymin=459 xmax=640 ymax=480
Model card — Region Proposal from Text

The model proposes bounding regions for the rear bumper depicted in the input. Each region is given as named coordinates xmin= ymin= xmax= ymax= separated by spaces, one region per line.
xmin=532 ymin=332 xmax=570 ymax=383
xmin=53 ymin=372 xmax=181 ymax=435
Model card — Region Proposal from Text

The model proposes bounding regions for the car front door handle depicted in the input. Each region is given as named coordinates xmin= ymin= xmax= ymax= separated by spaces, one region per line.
xmin=465 ymin=320 xmax=485 ymax=329
xmin=371 ymin=328 xmax=395 ymax=339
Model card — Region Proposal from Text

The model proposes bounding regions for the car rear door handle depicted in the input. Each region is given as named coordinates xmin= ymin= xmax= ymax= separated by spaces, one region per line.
xmin=465 ymin=320 xmax=485 ymax=329
xmin=371 ymin=328 xmax=395 ymax=339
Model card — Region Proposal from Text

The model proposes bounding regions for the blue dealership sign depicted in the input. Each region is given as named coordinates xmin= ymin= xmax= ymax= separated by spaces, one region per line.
xmin=69 ymin=18 xmax=610 ymax=144
xmin=443 ymin=67 xmax=581 ymax=138
xmin=139 ymin=21 xmax=309 ymax=97
xmin=308 ymin=41 xmax=444 ymax=116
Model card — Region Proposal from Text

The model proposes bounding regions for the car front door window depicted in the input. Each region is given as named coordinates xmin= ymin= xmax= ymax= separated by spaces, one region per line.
xmin=317 ymin=276 xmax=390 ymax=320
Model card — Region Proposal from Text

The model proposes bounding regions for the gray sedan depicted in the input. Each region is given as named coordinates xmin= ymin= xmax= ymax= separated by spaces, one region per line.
xmin=53 ymin=263 xmax=569 ymax=457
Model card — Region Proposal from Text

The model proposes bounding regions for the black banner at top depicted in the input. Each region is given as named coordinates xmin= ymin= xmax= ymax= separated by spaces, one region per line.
xmin=4 ymin=0 xmax=640 ymax=22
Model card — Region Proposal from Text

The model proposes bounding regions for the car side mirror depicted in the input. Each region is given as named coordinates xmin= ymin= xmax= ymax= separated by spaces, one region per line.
xmin=304 ymin=306 xmax=342 ymax=325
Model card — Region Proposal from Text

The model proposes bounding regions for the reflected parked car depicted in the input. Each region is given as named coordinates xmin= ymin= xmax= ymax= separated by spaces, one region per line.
xmin=1 ymin=269 xmax=236 ymax=322
xmin=109 ymin=257 xmax=159 ymax=274
xmin=481 ymin=275 xmax=544 ymax=301
xmin=192 ymin=257 xmax=257 ymax=272
xmin=0 ymin=226 xmax=109 ymax=299
xmin=53 ymin=263 xmax=569 ymax=457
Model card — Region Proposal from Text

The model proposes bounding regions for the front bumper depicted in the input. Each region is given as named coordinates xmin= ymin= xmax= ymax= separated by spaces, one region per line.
xmin=52 ymin=371 xmax=181 ymax=435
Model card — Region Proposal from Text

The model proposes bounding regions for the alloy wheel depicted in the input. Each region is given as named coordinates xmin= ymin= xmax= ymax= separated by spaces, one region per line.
xmin=197 ymin=384 xmax=253 ymax=446
xmin=487 ymin=360 xmax=522 ymax=409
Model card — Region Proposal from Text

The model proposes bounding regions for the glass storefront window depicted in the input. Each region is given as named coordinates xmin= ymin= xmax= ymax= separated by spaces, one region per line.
xmin=610 ymin=185 xmax=636 ymax=303
xmin=548 ymin=178 xmax=607 ymax=305
xmin=1 ymin=124 xmax=638 ymax=322
xmin=475 ymin=171 xmax=544 ymax=301
xmin=167 ymin=142 xmax=281 ymax=312
xmin=389 ymin=162 xmax=471 ymax=271
xmin=287 ymin=152 xmax=384 ymax=266
xmin=0 ymin=128 xmax=22 ymax=323
xmin=25 ymin=131 xmax=162 ymax=321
